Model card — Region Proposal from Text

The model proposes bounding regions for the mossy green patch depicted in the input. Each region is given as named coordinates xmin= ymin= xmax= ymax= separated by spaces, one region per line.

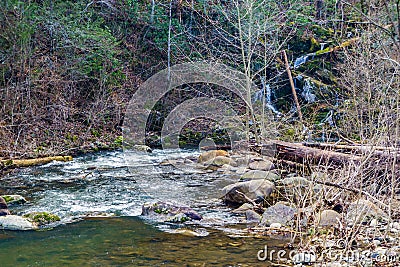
xmin=24 ymin=212 xmax=60 ymax=226
xmin=2 ymin=195 xmax=13 ymax=203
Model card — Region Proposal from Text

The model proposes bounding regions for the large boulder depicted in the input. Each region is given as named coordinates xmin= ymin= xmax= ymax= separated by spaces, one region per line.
xmin=0 ymin=197 xmax=10 ymax=216
xmin=142 ymin=202 xmax=202 ymax=222
xmin=246 ymin=210 xmax=261 ymax=223
xmin=198 ymin=150 xmax=228 ymax=163
xmin=0 ymin=215 xmax=38 ymax=230
xmin=248 ymin=159 xmax=274 ymax=171
xmin=260 ymin=202 xmax=296 ymax=226
xmin=221 ymin=179 xmax=275 ymax=204
xmin=318 ymin=210 xmax=341 ymax=227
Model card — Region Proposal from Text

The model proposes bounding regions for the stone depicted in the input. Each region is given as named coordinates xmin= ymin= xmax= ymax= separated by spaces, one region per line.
xmin=231 ymin=203 xmax=254 ymax=214
xmin=233 ymin=156 xmax=250 ymax=167
xmin=141 ymin=202 xmax=202 ymax=222
xmin=248 ymin=159 xmax=274 ymax=171
xmin=133 ymin=145 xmax=152 ymax=152
xmin=171 ymin=229 xmax=209 ymax=237
xmin=346 ymin=199 xmax=386 ymax=224
xmin=235 ymin=167 xmax=248 ymax=174
xmin=198 ymin=150 xmax=228 ymax=163
xmin=260 ymin=202 xmax=296 ymax=226
xmin=245 ymin=210 xmax=261 ymax=223
xmin=23 ymin=212 xmax=60 ymax=226
xmin=318 ymin=210 xmax=341 ymax=227
xmin=270 ymin=222 xmax=282 ymax=228
xmin=240 ymin=170 xmax=281 ymax=182
xmin=1 ymin=195 xmax=27 ymax=205
xmin=206 ymin=156 xmax=236 ymax=167
xmin=0 ymin=215 xmax=38 ymax=230
xmin=0 ymin=197 xmax=10 ymax=216
xmin=165 ymin=213 xmax=190 ymax=223
xmin=221 ymin=179 xmax=275 ymax=204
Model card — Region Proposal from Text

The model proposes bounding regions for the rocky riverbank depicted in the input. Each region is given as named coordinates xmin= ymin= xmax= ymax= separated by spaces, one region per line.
xmin=143 ymin=148 xmax=400 ymax=266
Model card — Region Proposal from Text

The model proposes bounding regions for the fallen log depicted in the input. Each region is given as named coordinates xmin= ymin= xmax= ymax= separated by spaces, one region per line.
xmin=255 ymin=140 xmax=362 ymax=166
xmin=1 ymin=156 xmax=73 ymax=168
xmin=303 ymin=142 xmax=400 ymax=153
xmin=303 ymin=142 xmax=400 ymax=164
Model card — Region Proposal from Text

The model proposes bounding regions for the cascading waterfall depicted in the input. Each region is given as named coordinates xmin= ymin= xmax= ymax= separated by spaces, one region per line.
xmin=252 ymin=77 xmax=281 ymax=115
xmin=294 ymin=55 xmax=310 ymax=69
xmin=301 ymin=78 xmax=316 ymax=103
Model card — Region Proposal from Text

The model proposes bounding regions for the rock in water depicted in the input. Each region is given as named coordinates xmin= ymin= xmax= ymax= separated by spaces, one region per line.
xmin=221 ymin=179 xmax=275 ymax=204
xmin=141 ymin=202 xmax=202 ymax=222
xmin=0 ymin=215 xmax=38 ymax=230
xmin=0 ymin=197 xmax=10 ymax=216
xmin=318 ymin=210 xmax=341 ymax=227
xmin=260 ymin=202 xmax=296 ymax=226
xmin=23 ymin=212 xmax=60 ymax=226
xmin=133 ymin=145 xmax=152 ymax=153
xmin=246 ymin=210 xmax=261 ymax=223
xmin=231 ymin=203 xmax=254 ymax=214
xmin=198 ymin=150 xmax=228 ymax=163
xmin=1 ymin=195 xmax=27 ymax=205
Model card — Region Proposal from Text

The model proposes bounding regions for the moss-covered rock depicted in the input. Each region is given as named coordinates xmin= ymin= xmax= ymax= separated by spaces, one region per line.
xmin=23 ymin=212 xmax=60 ymax=226
xmin=1 ymin=195 xmax=27 ymax=205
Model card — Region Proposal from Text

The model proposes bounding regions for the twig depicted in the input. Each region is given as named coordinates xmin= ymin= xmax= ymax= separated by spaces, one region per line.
xmin=282 ymin=50 xmax=303 ymax=122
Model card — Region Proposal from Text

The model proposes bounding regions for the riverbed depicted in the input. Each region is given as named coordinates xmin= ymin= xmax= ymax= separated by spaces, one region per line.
xmin=0 ymin=149 xmax=290 ymax=266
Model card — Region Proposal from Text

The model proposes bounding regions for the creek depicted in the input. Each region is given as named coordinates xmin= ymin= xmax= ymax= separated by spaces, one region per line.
xmin=0 ymin=149 xmax=290 ymax=266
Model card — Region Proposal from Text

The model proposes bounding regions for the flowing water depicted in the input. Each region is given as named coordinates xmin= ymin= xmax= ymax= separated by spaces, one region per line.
xmin=0 ymin=149 xmax=290 ymax=266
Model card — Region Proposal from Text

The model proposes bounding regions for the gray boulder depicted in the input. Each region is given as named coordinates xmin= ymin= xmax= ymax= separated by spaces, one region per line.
xmin=318 ymin=210 xmax=341 ymax=227
xmin=142 ymin=201 xmax=202 ymax=222
xmin=0 ymin=215 xmax=38 ymax=230
xmin=231 ymin=203 xmax=254 ymax=214
xmin=248 ymin=159 xmax=274 ymax=171
xmin=246 ymin=210 xmax=261 ymax=223
xmin=221 ymin=179 xmax=275 ymax=204
xmin=260 ymin=202 xmax=296 ymax=226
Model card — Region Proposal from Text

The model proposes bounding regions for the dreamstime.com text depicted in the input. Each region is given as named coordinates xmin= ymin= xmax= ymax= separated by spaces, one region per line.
xmin=257 ymin=244 xmax=400 ymax=265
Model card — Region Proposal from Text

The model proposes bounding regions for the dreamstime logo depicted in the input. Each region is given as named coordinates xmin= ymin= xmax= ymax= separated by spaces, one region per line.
xmin=257 ymin=240 xmax=400 ymax=265
xmin=122 ymin=61 xmax=275 ymax=199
